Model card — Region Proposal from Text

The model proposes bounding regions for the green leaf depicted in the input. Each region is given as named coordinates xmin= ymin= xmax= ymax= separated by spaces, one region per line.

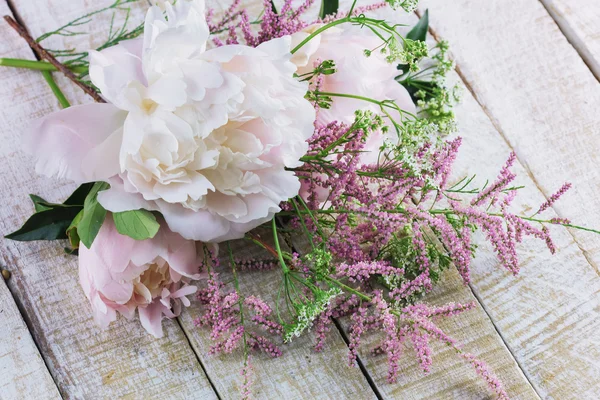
xmin=5 ymin=206 xmax=82 ymax=241
xmin=269 ymin=0 xmax=278 ymax=14
xmin=77 ymin=182 xmax=109 ymax=249
xmin=113 ymin=209 xmax=160 ymax=241
xmin=64 ymin=182 xmax=95 ymax=206
xmin=319 ymin=0 xmax=339 ymax=19
xmin=406 ymin=9 xmax=429 ymax=42
xmin=29 ymin=194 xmax=52 ymax=212
xmin=66 ymin=209 xmax=84 ymax=251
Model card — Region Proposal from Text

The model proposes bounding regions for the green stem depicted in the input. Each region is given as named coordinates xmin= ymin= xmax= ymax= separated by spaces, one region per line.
xmin=0 ymin=58 xmax=87 ymax=74
xmin=314 ymin=91 xmax=417 ymax=119
xmin=291 ymin=198 xmax=315 ymax=250
xmin=291 ymin=18 xmax=350 ymax=54
xmin=272 ymin=218 xmax=290 ymax=274
xmin=488 ymin=213 xmax=600 ymax=235
xmin=324 ymin=276 xmax=371 ymax=302
xmin=41 ymin=71 xmax=70 ymax=108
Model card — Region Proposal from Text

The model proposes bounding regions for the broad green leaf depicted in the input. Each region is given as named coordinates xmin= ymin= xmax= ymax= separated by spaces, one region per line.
xmin=77 ymin=182 xmax=109 ymax=249
xmin=64 ymin=182 xmax=95 ymax=206
xmin=406 ymin=9 xmax=429 ymax=42
xmin=319 ymin=0 xmax=339 ymax=19
xmin=66 ymin=209 xmax=84 ymax=251
xmin=113 ymin=209 xmax=160 ymax=241
xmin=5 ymin=206 xmax=82 ymax=241
xmin=270 ymin=0 xmax=278 ymax=14
xmin=29 ymin=194 xmax=52 ymax=212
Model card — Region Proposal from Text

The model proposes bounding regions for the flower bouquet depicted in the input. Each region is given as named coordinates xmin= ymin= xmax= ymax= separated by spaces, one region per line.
xmin=1 ymin=0 xmax=596 ymax=398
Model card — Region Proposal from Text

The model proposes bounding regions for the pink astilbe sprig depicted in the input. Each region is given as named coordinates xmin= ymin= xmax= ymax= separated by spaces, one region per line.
xmin=338 ymin=295 xmax=503 ymax=390
xmin=336 ymin=260 xmax=401 ymax=282
xmin=211 ymin=0 xmax=316 ymax=46
xmin=194 ymin=271 xmax=282 ymax=357
xmin=471 ymin=152 xmax=517 ymax=207
xmin=461 ymin=353 xmax=510 ymax=400
xmin=536 ymin=182 xmax=572 ymax=215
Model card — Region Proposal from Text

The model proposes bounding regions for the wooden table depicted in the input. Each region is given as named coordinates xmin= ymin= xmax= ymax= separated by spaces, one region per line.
xmin=1 ymin=0 xmax=599 ymax=398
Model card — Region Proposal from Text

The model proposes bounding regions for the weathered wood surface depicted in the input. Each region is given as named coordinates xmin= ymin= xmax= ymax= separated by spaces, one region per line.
xmin=0 ymin=1 xmax=218 ymax=398
xmin=282 ymin=2 xmax=542 ymax=398
xmin=2 ymin=0 xmax=376 ymax=398
xmin=179 ymin=234 xmax=377 ymax=399
xmin=420 ymin=0 xmax=600 ymax=398
xmin=541 ymin=0 xmax=600 ymax=81
xmin=2 ymin=0 xmax=600 ymax=399
xmin=0 ymin=278 xmax=61 ymax=400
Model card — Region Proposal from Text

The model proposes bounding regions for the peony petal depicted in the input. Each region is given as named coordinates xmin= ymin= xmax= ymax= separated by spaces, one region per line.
xmin=100 ymin=279 xmax=134 ymax=305
xmin=97 ymin=178 xmax=154 ymax=213
xmin=162 ymin=227 xmax=202 ymax=279
xmin=24 ymin=103 xmax=127 ymax=183
xmin=88 ymin=39 xmax=145 ymax=107
xmin=138 ymin=301 xmax=165 ymax=338
xmin=156 ymin=200 xmax=230 ymax=242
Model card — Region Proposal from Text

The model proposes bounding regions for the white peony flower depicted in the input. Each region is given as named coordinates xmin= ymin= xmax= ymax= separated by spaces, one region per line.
xmin=25 ymin=0 xmax=315 ymax=242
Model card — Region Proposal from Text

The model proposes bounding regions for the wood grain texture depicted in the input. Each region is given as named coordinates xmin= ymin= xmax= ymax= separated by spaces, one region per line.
xmin=179 ymin=232 xmax=378 ymax=399
xmin=7 ymin=1 xmax=377 ymax=398
xmin=541 ymin=0 xmax=600 ymax=81
xmin=280 ymin=2 xmax=541 ymax=398
xmin=0 ymin=279 xmax=61 ymax=400
xmin=1 ymin=1 xmax=217 ymax=398
xmin=178 ymin=1 xmax=378 ymax=397
xmin=419 ymin=0 xmax=600 ymax=398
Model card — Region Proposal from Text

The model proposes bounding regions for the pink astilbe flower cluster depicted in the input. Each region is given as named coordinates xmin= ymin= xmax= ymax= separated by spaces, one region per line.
xmin=188 ymin=2 xmax=580 ymax=398
xmin=296 ymin=127 xmax=561 ymax=286
xmin=194 ymin=250 xmax=283 ymax=358
xmin=206 ymin=0 xmax=317 ymax=46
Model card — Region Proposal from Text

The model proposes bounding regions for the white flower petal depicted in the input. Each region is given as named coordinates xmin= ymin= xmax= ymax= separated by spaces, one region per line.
xmin=24 ymin=103 xmax=127 ymax=183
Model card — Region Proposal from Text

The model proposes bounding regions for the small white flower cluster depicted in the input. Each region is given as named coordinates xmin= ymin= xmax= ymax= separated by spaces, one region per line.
xmin=386 ymin=0 xmax=419 ymax=13
xmin=283 ymin=287 xmax=343 ymax=342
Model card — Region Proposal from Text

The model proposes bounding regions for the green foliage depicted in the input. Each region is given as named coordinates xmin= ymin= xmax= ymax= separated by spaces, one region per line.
xmin=5 ymin=206 xmax=82 ymax=241
xmin=406 ymin=9 xmax=429 ymax=42
xmin=6 ymin=184 xmax=96 ymax=242
xmin=29 ymin=194 xmax=52 ymax=212
xmin=113 ymin=209 xmax=160 ymax=241
xmin=64 ymin=183 xmax=96 ymax=205
xmin=319 ymin=0 xmax=339 ymax=19
xmin=77 ymin=182 xmax=109 ymax=249
xmin=65 ymin=210 xmax=84 ymax=254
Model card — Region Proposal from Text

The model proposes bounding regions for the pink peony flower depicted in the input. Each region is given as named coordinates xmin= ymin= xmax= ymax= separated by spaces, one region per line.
xmin=291 ymin=24 xmax=417 ymax=201
xmin=78 ymin=214 xmax=208 ymax=337
xmin=291 ymin=24 xmax=416 ymax=128
xmin=25 ymin=0 xmax=315 ymax=242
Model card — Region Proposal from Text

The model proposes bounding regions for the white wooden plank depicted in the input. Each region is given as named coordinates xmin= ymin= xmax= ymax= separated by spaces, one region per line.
xmin=275 ymin=2 xmax=542 ymax=398
xmin=0 ymin=278 xmax=61 ymax=400
xmin=8 ymin=0 xmax=378 ymax=397
xmin=0 ymin=1 xmax=217 ymax=398
xmin=541 ymin=0 xmax=600 ymax=81
xmin=181 ymin=1 xmax=376 ymax=397
xmin=419 ymin=0 xmax=600 ymax=398
xmin=179 ymin=232 xmax=378 ymax=399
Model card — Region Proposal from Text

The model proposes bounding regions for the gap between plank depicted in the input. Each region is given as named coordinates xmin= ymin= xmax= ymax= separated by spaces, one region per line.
xmin=2 ymin=247 xmax=64 ymax=399
xmin=3 ymin=2 xmax=220 ymax=398
xmin=2 ymin=3 xmax=66 ymax=398
xmin=175 ymin=318 xmax=223 ymax=400
xmin=414 ymin=8 xmax=555 ymax=398
xmin=538 ymin=0 xmax=600 ymax=84
xmin=331 ymin=318 xmax=384 ymax=400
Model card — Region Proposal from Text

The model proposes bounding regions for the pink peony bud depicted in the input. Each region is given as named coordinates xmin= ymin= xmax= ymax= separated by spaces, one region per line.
xmin=78 ymin=214 xmax=210 ymax=337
